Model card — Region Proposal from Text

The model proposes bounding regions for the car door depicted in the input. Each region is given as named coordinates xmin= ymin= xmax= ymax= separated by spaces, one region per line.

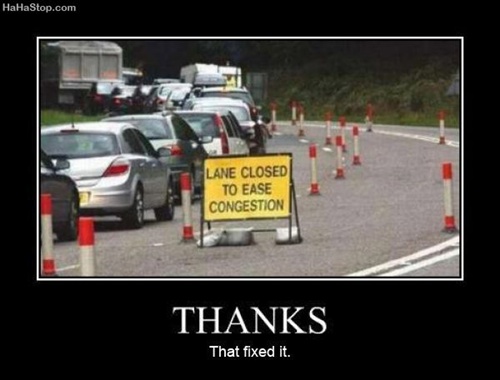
xmin=132 ymin=129 xmax=168 ymax=207
xmin=170 ymin=115 xmax=207 ymax=187
xmin=121 ymin=128 xmax=156 ymax=209
xmin=224 ymin=114 xmax=249 ymax=155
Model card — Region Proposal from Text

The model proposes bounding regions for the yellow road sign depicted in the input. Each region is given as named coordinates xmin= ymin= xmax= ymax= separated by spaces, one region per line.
xmin=203 ymin=154 xmax=292 ymax=221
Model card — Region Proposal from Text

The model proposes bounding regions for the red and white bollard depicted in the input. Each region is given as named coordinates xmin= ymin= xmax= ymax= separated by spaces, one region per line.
xmin=271 ymin=102 xmax=277 ymax=132
xmin=335 ymin=136 xmax=345 ymax=179
xmin=41 ymin=193 xmax=56 ymax=276
xmin=352 ymin=125 xmax=362 ymax=165
xmin=442 ymin=163 xmax=457 ymax=233
xmin=325 ymin=111 xmax=333 ymax=145
xmin=438 ymin=110 xmax=446 ymax=145
xmin=291 ymin=101 xmax=297 ymax=126
xmin=339 ymin=116 xmax=347 ymax=152
xmin=298 ymin=104 xmax=305 ymax=137
xmin=79 ymin=217 xmax=96 ymax=276
xmin=181 ymin=172 xmax=194 ymax=241
xmin=366 ymin=103 xmax=373 ymax=132
xmin=309 ymin=144 xmax=320 ymax=195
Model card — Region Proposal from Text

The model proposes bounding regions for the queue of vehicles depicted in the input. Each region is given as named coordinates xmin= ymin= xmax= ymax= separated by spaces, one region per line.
xmin=41 ymin=57 xmax=270 ymax=241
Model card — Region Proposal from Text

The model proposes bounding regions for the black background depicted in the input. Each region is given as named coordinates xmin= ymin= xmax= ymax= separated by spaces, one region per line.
xmin=10 ymin=2 xmax=471 ymax=370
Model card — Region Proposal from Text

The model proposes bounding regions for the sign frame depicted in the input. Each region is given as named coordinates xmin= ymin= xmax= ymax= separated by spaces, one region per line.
xmin=199 ymin=153 xmax=301 ymax=248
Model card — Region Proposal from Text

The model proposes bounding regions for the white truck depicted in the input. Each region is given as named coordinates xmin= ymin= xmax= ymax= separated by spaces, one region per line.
xmin=180 ymin=63 xmax=242 ymax=87
xmin=41 ymin=40 xmax=123 ymax=107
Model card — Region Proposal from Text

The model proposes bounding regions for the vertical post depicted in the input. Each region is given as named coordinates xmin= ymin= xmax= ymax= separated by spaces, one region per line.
xmin=340 ymin=116 xmax=347 ymax=152
xmin=41 ymin=194 xmax=56 ymax=276
xmin=325 ymin=111 xmax=333 ymax=145
xmin=181 ymin=172 xmax=194 ymax=241
xmin=309 ymin=144 xmax=320 ymax=195
xmin=352 ymin=125 xmax=361 ymax=165
xmin=79 ymin=217 xmax=96 ymax=276
xmin=298 ymin=104 xmax=305 ymax=137
xmin=442 ymin=163 xmax=457 ymax=233
xmin=335 ymin=136 xmax=345 ymax=179
xmin=291 ymin=101 xmax=297 ymax=126
xmin=366 ymin=103 xmax=373 ymax=132
xmin=271 ymin=102 xmax=277 ymax=132
xmin=439 ymin=110 xmax=446 ymax=145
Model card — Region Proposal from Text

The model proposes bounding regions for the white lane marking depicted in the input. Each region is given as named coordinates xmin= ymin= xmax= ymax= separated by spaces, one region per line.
xmin=346 ymin=236 xmax=459 ymax=277
xmin=277 ymin=123 xmax=459 ymax=148
xmin=322 ymin=147 xmax=333 ymax=152
xmin=380 ymin=249 xmax=459 ymax=277
xmin=374 ymin=129 xmax=459 ymax=148
xmin=299 ymin=139 xmax=309 ymax=143
xmin=57 ymin=264 xmax=80 ymax=272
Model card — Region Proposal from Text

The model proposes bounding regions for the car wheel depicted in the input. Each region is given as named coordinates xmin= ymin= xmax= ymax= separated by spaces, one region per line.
xmin=154 ymin=179 xmax=175 ymax=221
xmin=122 ymin=187 xmax=144 ymax=229
xmin=57 ymin=194 xmax=79 ymax=242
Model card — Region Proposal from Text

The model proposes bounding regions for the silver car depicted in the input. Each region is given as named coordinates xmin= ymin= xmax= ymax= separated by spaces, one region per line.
xmin=41 ymin=122 xmax=175 ymax=229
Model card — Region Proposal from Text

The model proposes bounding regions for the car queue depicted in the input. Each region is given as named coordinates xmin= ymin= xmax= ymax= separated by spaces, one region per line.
xmin=41 ymin=74 xmax=270 ymax=241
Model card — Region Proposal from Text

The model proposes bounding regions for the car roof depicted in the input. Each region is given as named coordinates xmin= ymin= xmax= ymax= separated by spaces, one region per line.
xmin=103 ymin=114 xmax=168 ymax=121
xmin=201 ymin=86 xmax=249 ymax=93
xmin=41 ymin=122 xmax=134 ymax=134
xmin=191 ymin=97 xmax=247 ymax=105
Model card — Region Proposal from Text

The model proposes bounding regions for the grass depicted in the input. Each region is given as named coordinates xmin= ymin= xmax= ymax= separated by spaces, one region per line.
xmin=263 ymin=59 xmax=460 ymax=128
xmin=41 ymin=109 xmax=105 ymax=127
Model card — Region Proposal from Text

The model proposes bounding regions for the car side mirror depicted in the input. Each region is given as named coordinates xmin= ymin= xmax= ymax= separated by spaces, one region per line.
xmin=55 ymin=159 xmax=70 ymax=170
xmin=157 ymin=147 xmax=171 ymax=157
xmin=200 ymin=136 xmax=214 ymax=144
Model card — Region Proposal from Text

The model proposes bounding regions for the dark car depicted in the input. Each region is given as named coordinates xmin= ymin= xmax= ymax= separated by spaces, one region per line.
xmin=109 ymin=85 xmax=137 ymax=115
xmin=40 ymin=150 xmax=79 ymax=241
xmin=83 ymin=81 xmax=123 ymax=115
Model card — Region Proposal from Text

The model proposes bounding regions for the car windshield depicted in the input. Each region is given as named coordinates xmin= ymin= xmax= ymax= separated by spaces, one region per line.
xmin=193 ymin=105 xmax=250 ymax=122
xmin=178 ymin=114 xmax=220 ymax=138
xmin=159 ymin=87 xmax=173 ymax=96
xmin=122 ymin=119 xmax=173 ymax=140
xmin=41 ymin=132 xmax=119 ymax=159
xmin=201 ymin=91 xmax=253 ymax=105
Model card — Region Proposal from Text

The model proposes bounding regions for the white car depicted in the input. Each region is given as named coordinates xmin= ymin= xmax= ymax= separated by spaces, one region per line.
xmin=175 ymin=110 xmax=250 ymax=156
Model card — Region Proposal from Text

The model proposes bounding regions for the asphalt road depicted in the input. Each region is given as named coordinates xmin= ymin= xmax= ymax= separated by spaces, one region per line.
xmin=46 ymin=121 xmax=460 ymax=278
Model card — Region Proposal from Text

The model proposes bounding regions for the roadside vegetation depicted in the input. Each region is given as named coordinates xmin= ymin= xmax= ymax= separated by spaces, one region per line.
xmin=41 ymin=109 xmax=104 ymax=126
xmin=265 ymin=59 xmax=459 ymax=128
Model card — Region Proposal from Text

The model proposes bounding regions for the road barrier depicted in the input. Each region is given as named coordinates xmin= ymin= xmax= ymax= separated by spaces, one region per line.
xmin=325 ymin=111 xmax=333 ymax=145
xmin=41 ymin=193 xmax=57 ymax=276
xmin=352 ymin=125 xmax=362 ymax=165
xmin=366 ymin=103 xmax=373 ymax=132
xmin=340 ymin=116 xmax=347 ymax=152
xmin=438 ymin=110 xmax=446 ymax=145
xmin=291 ymin=101 xmax=297 ymax=126
xmin=309 ymin=144 xmax=320 ymax=195
xmin=335 ymin=136 xmax=345 ymax=179
xmin=271 ymin=102 xmax=277 ymax=132
xmin=298 ymin=104 xmax=305 ymax=137
xmin=181 ymin=172 xmax=195 ymax=241
xmin=79 ymin=217 xmax=96 ymax=276
xmin=442 ymin=163 xmax=457 ymax=233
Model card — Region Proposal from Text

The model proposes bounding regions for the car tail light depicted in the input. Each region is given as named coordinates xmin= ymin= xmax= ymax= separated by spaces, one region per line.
xmin=156 ymin=98 xmax=164 ymax=105
xmin=167 ymin=144 xmax=183 ymax=156
xmin=103 ymin=159 xmax=130 ymax=177
xmin=113 ymin=98 xmax=121 ymax=105
xmin=215 ymin=114 xmax=229 ymax=154
xmin=94 ymin=94 xmax=102 ymax=102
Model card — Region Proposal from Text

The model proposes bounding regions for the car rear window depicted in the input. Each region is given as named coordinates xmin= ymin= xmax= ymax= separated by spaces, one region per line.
xmin=41 ymin=132 xmax=119 ymax=159
xmin=178 ymin=114 xmax=221 ymax=138
xmin=122 ymin=119 xmax=173 ymax=140
xmin=193 ymin=105 xmax=250 ymax=122
xmin=201 ymin=91 xmax=253 ymax=105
